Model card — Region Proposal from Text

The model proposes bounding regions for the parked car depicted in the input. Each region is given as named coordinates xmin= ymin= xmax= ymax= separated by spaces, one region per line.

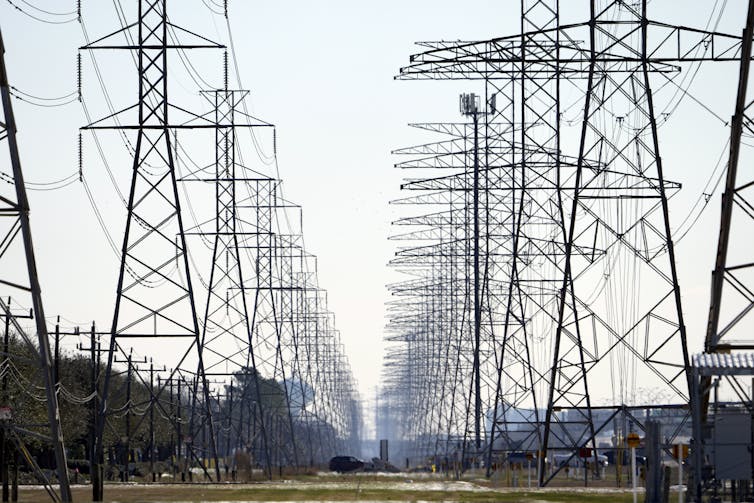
xmin=329 ymin=455 xmax=365 ymax=473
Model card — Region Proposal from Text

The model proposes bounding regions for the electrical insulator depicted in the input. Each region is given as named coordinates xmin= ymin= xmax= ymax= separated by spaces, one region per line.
xmin=77 ymin=53 xmax=82 ymax=102
xmin=224 ymin=51 xmax=228 ymax=91
xmin=78 ymin=132 xmax=83 ymax=182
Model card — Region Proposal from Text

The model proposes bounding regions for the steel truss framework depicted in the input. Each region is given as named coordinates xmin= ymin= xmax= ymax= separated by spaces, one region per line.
xmin=382 ymin=0 xmax=748 ymax=485
xmin=189 ymin=89 xmax=279 ymax=476
xmin=692 ymin=0 xmax=754 ymax=499
xmin=184 ymin=88 xmax=361 ymax=473
xmin=78 ymin=3 xmax=360 ymax=501
xmin=0 ymin=29 xmax=72 ymax=503
xmin=81 ymin=1 xmax=226 ymax=497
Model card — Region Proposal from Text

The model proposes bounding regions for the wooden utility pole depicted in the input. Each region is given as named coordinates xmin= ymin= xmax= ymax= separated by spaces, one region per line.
xmin=90 ymin=324 xmax=101 ymax=501
xmin=123 ymin=350 xmax=133 ymax=482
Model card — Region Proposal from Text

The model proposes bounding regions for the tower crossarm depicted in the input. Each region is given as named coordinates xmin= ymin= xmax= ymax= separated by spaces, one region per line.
xmin=397 ymin=22 xmax=746 ymax=80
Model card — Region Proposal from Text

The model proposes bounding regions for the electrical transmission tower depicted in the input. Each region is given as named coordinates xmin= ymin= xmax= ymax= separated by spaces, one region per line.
xmin=241 ymin=176 xmax=302 ymax=468
xmin=0 ymin=29 xmax=72 ymax=503
xmin=0 ymin=0 xmax=363 ymax=497
xmin=385 ymin=0 xmax=751 ymax=484
xmin=700 ymin=0 xmax=754 ymax=397
xmin=388 ymin=102 xmax=521 ymax=463
xmin=691 ymin=0 xmax=754 ymax=499
xmin=185 ymin=88 xmax=280 ymax=475
xmin=80 ymin=0 xmax=225 ymax=498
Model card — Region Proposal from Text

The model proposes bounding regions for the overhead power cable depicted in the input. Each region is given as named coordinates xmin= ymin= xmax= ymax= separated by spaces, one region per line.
xmin=201 ymin=0 xmax=224 ymax=16
xmin=4 ymin=0 xmax=77 ymax=24
xmin=17 ymin=0 xmax=76 ymax=16
xmin=10 ymin=86 xmax=77 ymax=102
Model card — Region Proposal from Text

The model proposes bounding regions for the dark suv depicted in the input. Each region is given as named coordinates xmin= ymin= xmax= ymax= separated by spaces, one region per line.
xmin=329 ymin=455 xmax=365 ymax=473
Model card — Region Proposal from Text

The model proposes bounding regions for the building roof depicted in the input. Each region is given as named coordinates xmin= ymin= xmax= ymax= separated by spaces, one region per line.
xmin=692 ymin=352 xmax=754 ymax=376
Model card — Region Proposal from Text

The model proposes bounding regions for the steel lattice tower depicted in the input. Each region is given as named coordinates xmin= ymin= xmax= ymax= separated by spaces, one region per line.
xmin=81 ymin=1 xmax=225 ymax=497
xmin=385 ymin=0 xmax=752 ymax=483
xmin=245 ymin=178 xmax=302 ymax=468
xmin=0 ymin=1 xmax=364 ymax=496
xmin=691 ymin=0 xmax=754 ymax=498
xmin=701 ymin=0 xmax=754 ymax=393
xmin=188 ymin=89 xmax=277 ymax=476
xmin=543 ymin=1 xmax=693 ymax=482
xmin=0 ymin=29 xmax=72 ymax=503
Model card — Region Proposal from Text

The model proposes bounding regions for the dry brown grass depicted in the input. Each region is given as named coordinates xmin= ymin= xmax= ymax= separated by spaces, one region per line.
xmin=17 ymin=478 xmax=642 ymax=503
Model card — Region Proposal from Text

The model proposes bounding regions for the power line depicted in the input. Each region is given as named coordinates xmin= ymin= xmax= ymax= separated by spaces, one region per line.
xmin=4 ymin=0 xmax=77 ymax=24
